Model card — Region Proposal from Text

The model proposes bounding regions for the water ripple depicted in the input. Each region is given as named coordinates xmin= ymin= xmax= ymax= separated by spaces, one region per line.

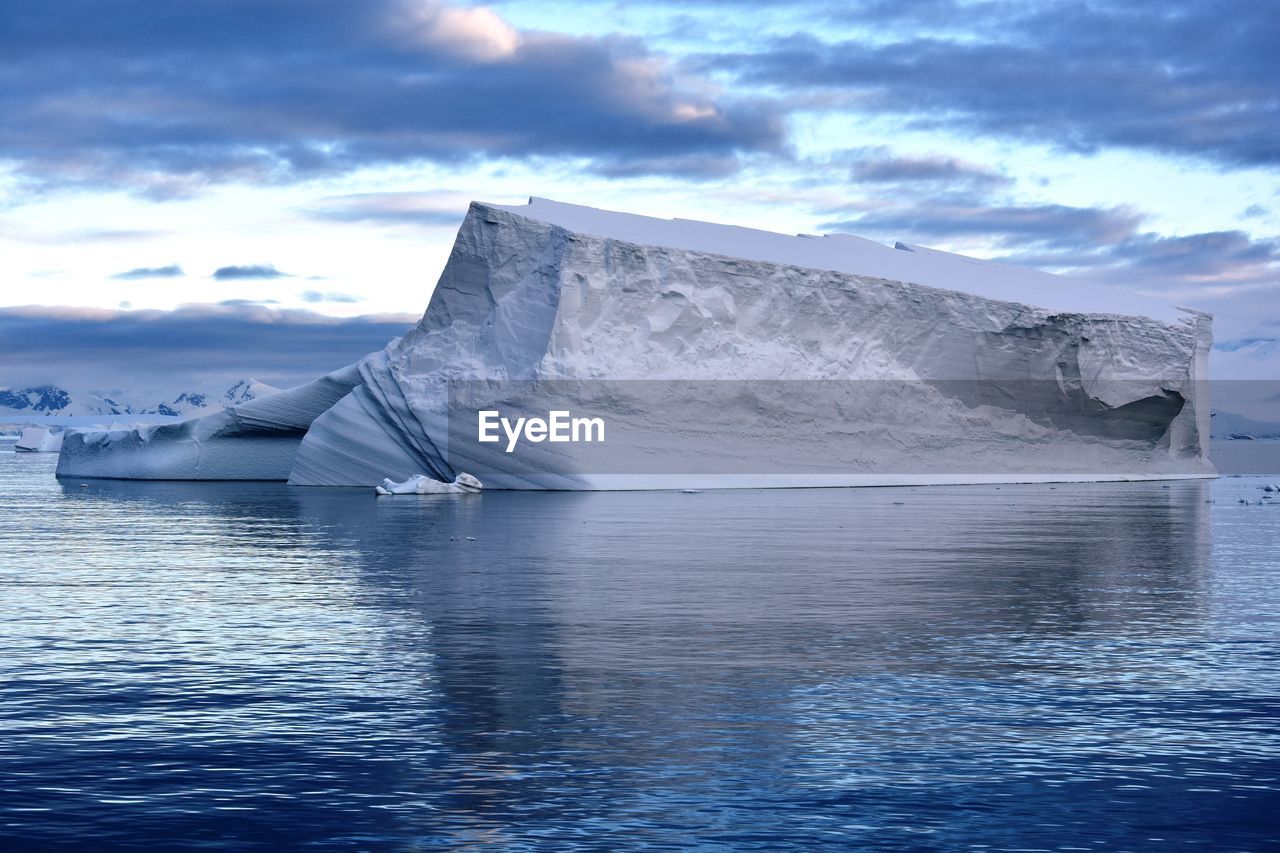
xmin=1 ymin=452 xmax=1277 ymax=849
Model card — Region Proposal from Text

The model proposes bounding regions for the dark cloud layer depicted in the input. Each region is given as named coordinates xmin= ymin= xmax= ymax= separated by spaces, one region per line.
xmin=110 ymin=264 xmax=184 ymax=280
xmin=1000 ymin=228 xmax=1280 ymax=297
xmin=825 ymin=202 xmax=1144 ymax=250
xmin=213 ymin=264 xmax=287 ymax=280
xmin=2 ymin=0 xmax=1273 ymax=186
xmin=705 ymin=0 xmax=1280 ymax=168
xmin=0 ymin=0 xmax=783 ymax=195
xmin=0 ymin=304 xmax=414 ymax=394
xmin=820 ymin=174 xmax=1280 ymax=340
xmin=302 ymin=192 xmax=470 ymax=227
xmin=851 ymin=155 xmax=1006 ymax=188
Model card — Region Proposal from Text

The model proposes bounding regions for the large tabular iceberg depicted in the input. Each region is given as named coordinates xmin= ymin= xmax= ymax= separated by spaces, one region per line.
xmin=58 ymin=198 xmax=1214 ymax=488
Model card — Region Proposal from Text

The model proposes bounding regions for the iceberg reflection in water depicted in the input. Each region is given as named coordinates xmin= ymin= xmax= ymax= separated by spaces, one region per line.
xmin=1 ymin=451 xmax=1277 ymax=849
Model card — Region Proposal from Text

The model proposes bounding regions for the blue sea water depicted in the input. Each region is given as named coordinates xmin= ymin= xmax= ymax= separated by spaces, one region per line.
xmin=1 ymin=448 xmax=1277 ymax=850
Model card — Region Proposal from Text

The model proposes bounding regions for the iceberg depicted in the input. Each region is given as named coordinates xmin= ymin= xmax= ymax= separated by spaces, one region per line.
xmin=15 ymin=425 xmax=64 ymax=453
xmin=58 ymin=198 xmax=1215 ymax=488
xmin=375 ymin=473 xmax=484 ymax=495
xmin=57 ymin=364 xmax=360 ymax=480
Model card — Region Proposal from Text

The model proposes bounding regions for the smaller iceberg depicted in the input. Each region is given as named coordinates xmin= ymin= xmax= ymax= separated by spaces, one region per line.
xmin=15 ymin=426 xmax=64 ymax=453
xmin=375 ymin=473 xmax=483 ymax=495
xmin=56 ymin=364 xmax=361 ymax=480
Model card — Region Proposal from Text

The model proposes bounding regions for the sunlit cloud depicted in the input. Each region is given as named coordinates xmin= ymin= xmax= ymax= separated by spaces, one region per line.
xmin=397 ymin=1 xmax=523 ymax=62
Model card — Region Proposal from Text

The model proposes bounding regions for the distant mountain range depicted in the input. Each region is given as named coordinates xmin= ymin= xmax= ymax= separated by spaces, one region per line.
xmin=1210 ymin=410 xmax=1280 ymax=440
xmin=0 ymin=379 xmax=280 ymax=420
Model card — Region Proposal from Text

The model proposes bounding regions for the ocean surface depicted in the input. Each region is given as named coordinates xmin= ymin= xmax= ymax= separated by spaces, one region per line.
xmin=1 ymin=448 xmax=1277 ymax=850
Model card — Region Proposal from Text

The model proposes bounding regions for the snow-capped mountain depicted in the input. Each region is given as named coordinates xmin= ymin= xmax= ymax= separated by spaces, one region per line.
xmin=0 ymin=386 xmax=74 ymax=414
xmin=0 ymin=379 xmax=280 ymax=420
xmin=1210 ymin=410 xmax=1280 ymax=440
xmin=224 ymin=379 xmax=279 ymax=407
xmin=153 ymin=391 xmax=211 ymax=418
xmin=0 ymin=385 xmax=136 ymax=416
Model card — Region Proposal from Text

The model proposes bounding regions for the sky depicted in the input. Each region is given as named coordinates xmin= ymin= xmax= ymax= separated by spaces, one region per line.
xmin=1 ymin=0 xmax=1278 ymax=398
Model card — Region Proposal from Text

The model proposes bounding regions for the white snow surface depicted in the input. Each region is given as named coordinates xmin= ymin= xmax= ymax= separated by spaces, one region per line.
xmin=375 ymin=473 xmax=483 ymax=495
xmin=493 ymin=198 xmax=1184 ymax=323
xmin=58 ymin=198 xmax=1215 ymax=488
xmin=15 ymin=426 xmax=63 ymax=453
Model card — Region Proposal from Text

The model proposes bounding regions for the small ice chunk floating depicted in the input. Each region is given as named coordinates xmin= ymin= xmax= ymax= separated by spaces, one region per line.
xmin=16 ymin=426 xmax=64 ymax=453
xmin=375 ymin=473 xmax=483 ymax=495
xmin=58 ymin=198 xmax=1215 ymax=489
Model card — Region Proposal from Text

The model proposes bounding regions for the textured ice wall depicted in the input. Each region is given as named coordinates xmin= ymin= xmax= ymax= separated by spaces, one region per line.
xmin=287 ymin=202 xmax=1214 ymax=488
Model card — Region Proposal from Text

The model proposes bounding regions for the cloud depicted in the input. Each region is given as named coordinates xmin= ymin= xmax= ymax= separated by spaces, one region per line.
xmin=846 ymin=150 xmax=1010 ymax=189
xmin=818 ymin=182 xmax=1279 ymax=340
xmin=1207 ymin=338 xmax=1280 ymax=380
xmin=702 ymin=0 xmax=1280 ymax=168
xmin=0 ymin=0 xmax=784 ymax=195
xmin=303 ymin=191 xmax=469 ymax=227
xmin=110 ymin=264 xmax=184 ymax=280
xmin=68 ymin=228 xmax=171 ymax=242
xmin=213 ymin=264 xmax=288 ymax=280
xmin=0 ymin=303 xmax=414 ymax=395
xmin=1055 ymin=232 xmax=1280 ymax=341
xmin=1102 ymin=231 xmax=1280 ymax=279
xmin=218 ymin=298 xmax=280 ymax=307
xmin=300 ymin=290 xmax=362 ymax=303
xmin=982 ymin=227 xmax=1280 ymax=302
xmin=807 ymin=137 xmax=1279 ymax=333
xmin=3 ymin=226 xmax=172 ymax=245
xmin=400 ymin=2 xmax=522 ymax=62
xmin=823 ymin=201 xmax=1145 ymax=249
xmin=590 ymin=152 xmax=747 ymax=179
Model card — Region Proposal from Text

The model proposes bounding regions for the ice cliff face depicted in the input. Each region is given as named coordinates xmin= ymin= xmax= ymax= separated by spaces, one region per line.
xmin=58 ymin=198 xmax=1214 ymax=487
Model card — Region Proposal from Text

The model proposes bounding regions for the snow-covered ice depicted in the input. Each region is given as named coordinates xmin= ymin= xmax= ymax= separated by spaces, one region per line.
xmin=57 ymin=198 xmax=1215 ymax=488
xmin=374 ymin=473 xmax=483 ymax=495
xmin=57 ymin=364 xmax=360 ymax=479
xmin=15 ymin=426 xmax=63 ymax=453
